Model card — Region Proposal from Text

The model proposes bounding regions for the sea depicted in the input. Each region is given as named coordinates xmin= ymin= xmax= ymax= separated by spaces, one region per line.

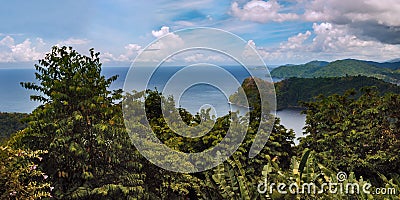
xmin=0 ymin=66 xmax=306 ymax=143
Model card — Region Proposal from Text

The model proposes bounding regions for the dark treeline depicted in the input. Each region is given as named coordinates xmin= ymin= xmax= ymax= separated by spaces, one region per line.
xmin=0 ymin=112 xmax=28 ymax=142
xmin=229 ymin=75 xmax=400 ymax=110
xmin=275 ymin=76 xmax=400 ymax=110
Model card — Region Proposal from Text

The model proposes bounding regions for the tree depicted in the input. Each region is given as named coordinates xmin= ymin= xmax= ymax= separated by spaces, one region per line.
xmin=123 ymin=89 xmax=296 ymax=199
xmin=299 ymin=88 xmax=400 ymax=183
xmin=19 ymin=46 xmax=145 ymax=199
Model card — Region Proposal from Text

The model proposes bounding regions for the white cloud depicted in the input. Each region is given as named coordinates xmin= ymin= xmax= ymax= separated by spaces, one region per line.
xmin=303 ymin=0 xmax=400 ymax=44
xmin=242 ymin=39 xmax=258 ymax=58
xmin=231 ymin=0 xmax=299 ymax=23
xmin=149 ymin=26 xmax=184 ymax=50
xmin=100 ymin=43 xmax=142 ymax=63
xmin=0 ymin=36 xmax=43 ymax=62
xmin=11 ymin=39 xmax=42 ymax=62
xmin=36 ymin=37 xmax=46 ymax=46
xmin=247 ymin=40 xmax=256 ymax=48
xmin=151 ymin=26 xmax=171 ymax=38
xmin=255 ymin=22 xmax=400 ymax=63
xmin=0 ymin=36 xmax=15 ymax=47
xmin=117 ymin=43 xmax=142 ymax=62
xmin=309 ymin=22 xmax=379 ymax=53
xmin=183 ymin=53 xmax=226 ymax=63
xmin=57 ymin=38 xmax=90 ymax=46
xmin=100 ymin=52 xmax=115 ymax=63
xmin=135 ymin=26 xmax=185 ymax=63
xmin=280 ymin=31 xmax=311 ymax=50
xmin=0 ymin=36 xmax=94 ymax=63
xmin=99 ymin=26 xmax=185 ymax=64
xmin=304 ymin=0 xmax=400 ymax=26
xmin=241 ymin=39 xmax=273 ymax=65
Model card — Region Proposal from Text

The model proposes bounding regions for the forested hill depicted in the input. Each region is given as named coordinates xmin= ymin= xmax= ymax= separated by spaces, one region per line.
xmin=271 ymin=59 xmax=400 ymax=83
xmin=275 ymin=76 xmax=400 ymax=110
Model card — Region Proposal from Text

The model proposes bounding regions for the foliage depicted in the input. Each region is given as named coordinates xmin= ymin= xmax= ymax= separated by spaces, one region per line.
xmin=271 ymin=60 xmax=329 ymax=78
xmin=271 ymin=59 xmax=400 ymax=83
xmin=0 ymin=132 xmax=51 ymax=200
xmin=229 ymin=77 xmax=275 ymax=112
xmin=5 ymin=46 xmax=400 ymax=199
xmin=274 ymin=76 xmax=400 ymax=110
xmin=299 ymin=88 xmax=400 ymax=184
xmin=18 ymin=46 xmax=145 ymax=199
xmin=201 ymin=154 xmax=267 ymax=200
xmin=122 ymin=89 xmax=295 ymax=198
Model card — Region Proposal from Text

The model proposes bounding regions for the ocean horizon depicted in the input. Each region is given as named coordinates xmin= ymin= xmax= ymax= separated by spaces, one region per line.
xmin=0 ymin=66 xmax=277 ymax=114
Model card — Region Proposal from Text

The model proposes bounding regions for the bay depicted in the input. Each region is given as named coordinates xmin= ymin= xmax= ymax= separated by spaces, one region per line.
xmin=276 ymin=109 xmax=307 ymax=145
xmin=0 ymin=66 xmax=306 ymax=142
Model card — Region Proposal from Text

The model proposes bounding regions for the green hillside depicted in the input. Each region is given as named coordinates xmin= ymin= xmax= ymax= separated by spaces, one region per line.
xmin=270 ymin=60 xmax=328 ymax=78
xmin=229 ymin=75 xmax=400 ymax=110
xmin=275 ymin=76 xmax=400 ymax=110
xmin=271 ymin=59 xmax=400 ymax=83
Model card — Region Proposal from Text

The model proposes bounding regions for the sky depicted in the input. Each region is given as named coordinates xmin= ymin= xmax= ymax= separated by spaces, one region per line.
xmin=1 ymin=0 xmax=400 ymax=67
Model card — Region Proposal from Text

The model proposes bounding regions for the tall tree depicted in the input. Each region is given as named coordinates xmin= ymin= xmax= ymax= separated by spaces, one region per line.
xmin=19 ymin=46 xmax=145 ymax=199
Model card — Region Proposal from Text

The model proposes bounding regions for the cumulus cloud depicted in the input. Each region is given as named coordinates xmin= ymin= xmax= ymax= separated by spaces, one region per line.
xmin=0 ymin=36 xmax=15 ymax=47
xmin=242 ymin=40 xmax=259 ymax=58
xmin=100 ymin=52 xmax=115 ymax=63
xmin=98 ymin=26 xmax=187 ymax=64
xmin=304 ymin=0 xmax=400 ymax=26
xmin=241 ymin=39 xmax=273 ymax=66
xmin=303 ymin=0 xmax=400 ymax=44
xmin=231 ymin=0 xmax=299 ymax=23
xmin=136 ymin=26 xmax=185 ymax=63
xmin=117 ymin=44 xmax=142 ymax=62
xmin=151 ymin=26 xmax=171 ymax=38
xmin=100 ymin=43 xmax=142 ymax=63
xmin=0 ymin=35 xmax=43 ymax=62
xmin=36 ymin=37 xmax=46 ymax=46
xmin=280 ymin=31 xmax=311 ymax=50
xmin=150 ymin=26 xmax=184 ymax=50
xmin=256 ymin=22 xmax=400 ymax=63
xmin=307 ymin=22 xmax=392 ymax=55
xmin=12 ymin=39 xmax=42 ymax=62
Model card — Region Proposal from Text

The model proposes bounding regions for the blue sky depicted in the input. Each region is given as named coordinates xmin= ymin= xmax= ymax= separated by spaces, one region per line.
xmin=1 ymin=0 xmax=399 ymax=67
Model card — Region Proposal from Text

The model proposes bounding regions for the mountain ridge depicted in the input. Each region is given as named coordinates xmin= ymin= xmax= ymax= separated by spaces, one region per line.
xmin=271 ymin=59 xmax=400 ymax=83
